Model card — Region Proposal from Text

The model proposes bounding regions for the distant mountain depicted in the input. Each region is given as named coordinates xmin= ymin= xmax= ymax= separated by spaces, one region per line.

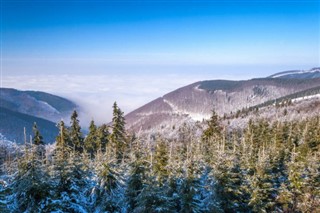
xmin=125 ymin=75 xmax=320 ymax=132
xmin=0 ymin=88 xmax=77 ymax=122
xmin=248 ymin=85 xmax=320 ymax=110
xmin=0 ymin=107 xmax=58 ymax=144
xmin=226 ymin=89 xmax=320 ymax=130
xmin=269 ymin=67 xmax=320 ymax=79
xmin=0 ymin=88 xmax=76 ymax=144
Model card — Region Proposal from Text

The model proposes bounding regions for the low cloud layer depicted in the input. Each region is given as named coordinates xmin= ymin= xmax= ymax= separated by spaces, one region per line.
xmin=3 ymin=73 xmax=240 ymax=127
xmin=4 ymin=64 xmax=306 ymax=127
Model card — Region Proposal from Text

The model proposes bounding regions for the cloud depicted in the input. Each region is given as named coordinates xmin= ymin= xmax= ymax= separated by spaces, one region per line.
xmin=2 ymin=64 xmax=292 ymax=127
xmin=2 ymin=73 xmax=218 ymax=127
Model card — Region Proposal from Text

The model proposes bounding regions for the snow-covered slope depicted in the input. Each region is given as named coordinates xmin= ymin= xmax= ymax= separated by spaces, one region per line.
xmin=292 ymin=94 xmax=320 ymax=103
xmin=125 ymin=77 xmax=320 ymax=132
xmin=226 ymin=93 xmax=320 ymax=129
xmin=269 ymin=67 xmax=320 ymax=79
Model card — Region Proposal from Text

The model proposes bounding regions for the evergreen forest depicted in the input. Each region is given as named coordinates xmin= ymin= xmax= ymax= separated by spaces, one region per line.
xmin=0 ymin=102 xmax=319 ymax=212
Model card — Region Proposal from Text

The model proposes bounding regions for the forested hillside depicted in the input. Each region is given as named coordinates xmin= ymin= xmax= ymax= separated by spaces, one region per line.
xmin=0 ymin=103 xmax=319 ymax=212
xmin=0 ymin=88 xmax=76 ymax=122
xmin=125 ymin=77 xmax=320 ymax=132
xmin=0 ymin=107 xmax=58 ymax=144
xmin=0 ymin=88 xmax=77 ymax=143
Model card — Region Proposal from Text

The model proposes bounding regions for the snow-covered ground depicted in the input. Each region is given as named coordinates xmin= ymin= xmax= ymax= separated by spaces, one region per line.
xmin=271 ymin=67 xmax=320 ymax=78
xmin=292 ymin=94 xmax=320 ymax=103
xmin=0 ymin=134 xmax=20 ymax=153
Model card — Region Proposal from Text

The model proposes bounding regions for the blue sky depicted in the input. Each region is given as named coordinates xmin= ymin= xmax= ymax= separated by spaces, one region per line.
xmin=1 ymin=0 xmax=319 ymax=123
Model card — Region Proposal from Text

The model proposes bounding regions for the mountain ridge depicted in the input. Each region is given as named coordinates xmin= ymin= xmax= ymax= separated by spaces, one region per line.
xmin=0 ymin=107 xmax=58 ymax=144
xmin=0 ymin=88 xmax=77 ymax=122
xmin=0 ymin=88 xmax=76 ymax=143
xmin=269 ymin=67 xmax=320 ymax=79
xmin=125 ymin=69 xmax=320 ymax=132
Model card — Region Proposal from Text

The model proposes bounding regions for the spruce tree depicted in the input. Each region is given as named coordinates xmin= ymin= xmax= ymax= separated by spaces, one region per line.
xmin=214 ymin=154 xmax=245 ymax=212
xmin=49 ymin=121 xmax=90 ymax=212
xmin=97 ymin=124 xmax=110 ymax=153
xmin=299 ymin=151 xmax=320 ymax=212
xmin=126 ymin=152 xmax=147 ymax=211
xmin=201 ymin=110 xmax=223 ymax=164
xmin=179 ymin=161 xmax=203 ymax=213
xmin=248 ymin=153 xmax=276 ymax=212
xmin=69 ymin=110 xmax=84 ymax=153
xmin=84 ymin=119 xmax=98 ymax=157
xmin=56 ymin=120 xmax=71 ymax=148
xmin=277 ymin=147 xmax=304 ymax=212
xmin=153 ymin=138 xmax=169 ymax=185
xmin=32 ymin=122 xmax=44 ymax=146
xmin=202 ymin=110 xmax=222 ymax=142
xmin=95 ymin=160 xmax=125 ymax=212
xmin=303 ymin=117 xmax=320 ymax=152
xmin=32 ymin=123 xmax=46 ymax=158
xmin=109 ymin=102 xmax=127 ymax=163
xmin=53 ymin=122 xmax=72 ymax=193
xmin=12 ymin=139 xmax=50 ymax=212
xmin=135 ymin=176 xmax=176 ymax=213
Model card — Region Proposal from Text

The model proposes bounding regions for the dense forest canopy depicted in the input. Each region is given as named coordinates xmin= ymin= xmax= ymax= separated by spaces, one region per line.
xmin=0 ymin=102 xmax=319 ymax=212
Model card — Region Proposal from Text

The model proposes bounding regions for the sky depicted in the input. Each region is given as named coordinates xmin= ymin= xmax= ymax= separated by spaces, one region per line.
xmin=1 ymin=0 xmax=319 ymax=125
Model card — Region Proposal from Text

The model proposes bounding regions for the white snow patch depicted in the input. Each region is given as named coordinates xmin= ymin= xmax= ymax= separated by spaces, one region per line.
xmin=194 ymin=84 xmax=205 ymax=92
xmin=213 ymin=90 xmax=224 ymax=94
xmin=163 ymin=99 xmax=209 ymax=121
xmin=292 ymin=94 xmax=320 ymax=103
xmin=0 ymin=134 xmax=19 ymax=150
xmin=271 ymin=68 xmax=320 ymax=78
xmin=163 ymin=99 xmax=183 ymax=114
xmin=188 ymin=112 xmax=210 ymax=121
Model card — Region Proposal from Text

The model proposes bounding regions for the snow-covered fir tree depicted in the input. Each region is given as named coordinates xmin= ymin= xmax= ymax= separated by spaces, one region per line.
xmin=1 ymin=105 xmax=319 ymax=212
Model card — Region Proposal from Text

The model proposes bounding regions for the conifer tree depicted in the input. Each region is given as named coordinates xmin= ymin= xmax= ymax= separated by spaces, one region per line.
xmin=179 ymin=161 xmax=203 ymax=213
xmin=32 ymin=122 xmax=44 ymax=146
xmin=249 ymin=152 xmax=276 ymax=212
xmin=126 ymin=152 xmax=147 ymax=211
xmin=242 ymin=119 xmax=256 ymax=172
xmin=12 ymin=139 xmax=50 ymax=212
xmin=95 ymin=160 xmax=125 ymax=212
xmin=56 ymin=120 xmax=71 ymax=149
xmin=69 ymin=110 xmax=84 ymax=153
xmin=4 ymin=100 xmax=320 ymax=212
xmin=49 ymin=121 xmax=90 ymax=212
xmin=201 ymin=110 xmax=223 ymax=164
xmin=32 ymin=123 xmax=46 ymax=158
xmin=299 ymin=151 xmax=320 ymax=212
xmin=109 ymin=102 xmax=127 ymax=163
xmin=153 ymin=138 xmax=169 ymax=185
xmin=84 ymin=119 xmax=98 ymax=157
xmin=214 ymin=154 xmax=245 ymax=212
xmin=303 ymin=117 xmax=320 ymax=152
xmin=202 ymin=110 xmax=222 ymax=142
xmin=97 ymin=124 xmax=110 ymax=153
xmin=277 ymin=147 xmax=304 ymax=212
xmin=135 ymin=176 xmax=176 ymax=213
xmin=199 ymin=168 xmax=223 ymax=212
xmin=52 ymin=120 xmax=77 ymax=197
xmin=53 ymin=122 xmax=72 ymax=193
